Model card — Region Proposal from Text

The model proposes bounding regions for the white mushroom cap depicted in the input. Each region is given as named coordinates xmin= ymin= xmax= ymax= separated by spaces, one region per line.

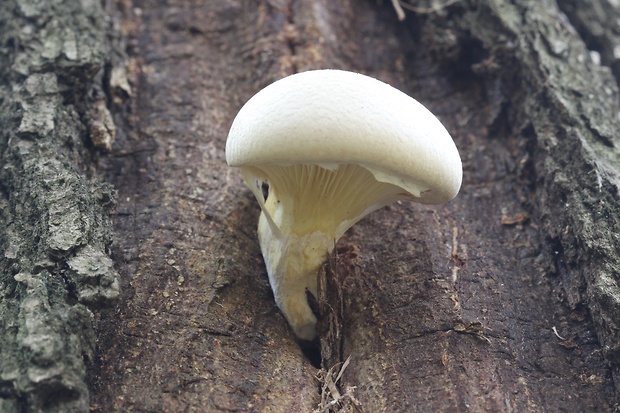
xmin=226 ymin=69 xmax=462 ymax=204
xmin=226 ymin=69 xmax=462 ymax=340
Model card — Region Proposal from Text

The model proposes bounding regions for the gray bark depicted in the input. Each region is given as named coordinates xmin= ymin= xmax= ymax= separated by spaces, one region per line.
xmin=0 ymin=0 xmax=119 ymax=412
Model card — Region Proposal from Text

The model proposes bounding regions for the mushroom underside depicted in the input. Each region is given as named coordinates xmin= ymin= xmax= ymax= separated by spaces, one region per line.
xmin=241 ymin=163 xmax=415 ymax=339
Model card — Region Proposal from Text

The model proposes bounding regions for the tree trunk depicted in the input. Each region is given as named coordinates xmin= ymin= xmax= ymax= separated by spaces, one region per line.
xmin=1 ymin=0 xmax=619 ymax=412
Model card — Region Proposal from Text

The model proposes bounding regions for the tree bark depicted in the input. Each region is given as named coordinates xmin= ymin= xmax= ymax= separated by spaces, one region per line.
xmin=0 ymin=1 xmax=120 ymax=412
xmin=1 ymin=0 xmax=619 ymax=412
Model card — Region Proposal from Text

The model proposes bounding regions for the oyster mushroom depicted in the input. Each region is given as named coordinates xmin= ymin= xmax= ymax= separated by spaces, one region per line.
xmin=226 ymin=69 xmax=462 ymax=340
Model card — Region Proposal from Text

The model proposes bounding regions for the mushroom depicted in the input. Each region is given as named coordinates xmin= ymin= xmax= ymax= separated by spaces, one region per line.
xmin=226 ymin=69 xmax=462 ymax=340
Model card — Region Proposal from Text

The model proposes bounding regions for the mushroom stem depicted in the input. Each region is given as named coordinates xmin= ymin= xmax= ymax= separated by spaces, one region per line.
xmin=243 ymin=164 xmax=410 ymax=340
xmin=258 ymin=211 xmax=332 ymax=340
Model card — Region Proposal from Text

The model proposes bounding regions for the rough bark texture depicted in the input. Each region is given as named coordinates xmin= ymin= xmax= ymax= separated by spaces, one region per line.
xmin=1 ymin=0 xmax=620 ymax=412
xmin=0 ymin=0 xmax=120 ymax=412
